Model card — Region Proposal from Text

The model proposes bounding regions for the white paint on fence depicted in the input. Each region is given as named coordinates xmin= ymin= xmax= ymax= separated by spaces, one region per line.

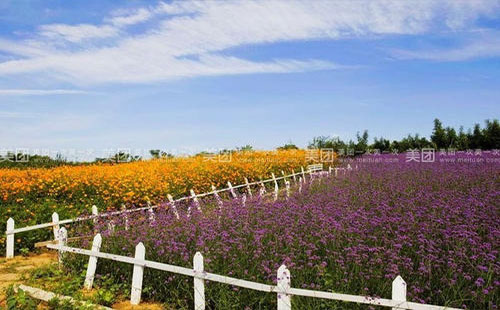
xmin=6 ymin=218 xmax=14 ymax=259
xmin=298 ymin=177 xmax=303 ymax=193
xmin=193 ymin=252 xmax=205 ymax=310
xmin=84 ymin=233 xmax=102 ymax=290
xmin=259 ymin=181 xmax=266 ymax=196
xmin=244 ymin=177 xmax=253 ymax=197
xmin=45 ymin=241 xmax=463 ymax=310
xmin=121 ymin=205 xmax=129 ymax=231
xmin=272 ymin=173 xmax=279 ymax=201
xmin=130 ymin=242 xmax=145 ymax=305
xmin=57 ymin=227 xmax=67 ymax=264
xmin=392 ymin=276 xmax=407 ymax=310
xmin=52 ymin=212 xmax=60 ymax=240
xmin=301 ymin=166 xmax=306 ymax=181
xmin=167 ymin=194 xmax=180 ymax=219
xmin=107 ymin=220 xmax=115 ymax=233
xmin=92 ymin=205 xmax=98 ymax=226
xmin=291 ymin=169 xmax=297 ymax=183
xmin=227 ymin=181 xmax=237 ymax=199
xmin=285 ymin=180 xmax=291 ymax=199
xmin=277 ymin=265 xmax=291 ymax=310
xmin=147 ymin=202 xmax=155 ymax=223
xmin=190 ymin=189 xmax=201 ymax=214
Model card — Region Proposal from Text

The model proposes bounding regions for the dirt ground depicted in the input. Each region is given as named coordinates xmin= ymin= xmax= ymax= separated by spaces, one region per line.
xmin=0 ymin=251 xmax=164 ymax=309
xmin=0 ymin=252 xmax=56 ymax=291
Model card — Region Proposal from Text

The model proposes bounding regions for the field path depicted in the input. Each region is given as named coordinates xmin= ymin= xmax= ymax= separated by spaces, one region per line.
xmin=0 ymin=251 xmax=56 ymax=305
xmin=0 ymin=251 xmax=164 ymax=309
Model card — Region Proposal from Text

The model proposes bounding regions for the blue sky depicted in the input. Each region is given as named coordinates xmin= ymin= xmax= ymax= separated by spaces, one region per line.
xmin=0 ymin=0 xmax=499 ymax=159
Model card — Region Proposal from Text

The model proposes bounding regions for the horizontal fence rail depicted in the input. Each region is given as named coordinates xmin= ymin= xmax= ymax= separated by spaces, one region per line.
xmin=46 ymin=234 xmax=461 ymax=310
xmin=5 ymin=164 xmax=348 ymax=258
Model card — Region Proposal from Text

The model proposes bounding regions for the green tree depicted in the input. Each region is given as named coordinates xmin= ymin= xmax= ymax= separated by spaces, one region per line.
xmin=277 ymin=142 xmax=299 ymax=150
xmin=444 ymin=127 xmax=458 ymax=148
xmin=483 ymin=119 xmax=500 ymax=149
xmin=468 ymin=124 xmax=484 ymax=149
xmin=149 ymin=149 xmax=161 ymax=159
xmin=355 ymin=130 xmax=369 ymax=154
xmin=431 ymin=118 xmax=447 ymax=148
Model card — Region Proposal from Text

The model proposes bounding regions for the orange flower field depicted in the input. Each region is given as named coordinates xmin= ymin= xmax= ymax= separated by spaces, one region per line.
xmin=0 ymin=150 xmax=310 ymax=250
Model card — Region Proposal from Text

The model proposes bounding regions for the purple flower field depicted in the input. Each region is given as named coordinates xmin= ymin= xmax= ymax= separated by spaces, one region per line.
xmin=71 ymin=154 xmax=500 ymax=309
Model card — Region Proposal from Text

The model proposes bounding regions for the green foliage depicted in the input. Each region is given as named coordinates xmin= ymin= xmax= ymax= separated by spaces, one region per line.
xmin=6 ymin=286 xmax=38 ymax=310
xmin=92 ymin=274 xmax=126 ymax=306
xmin=277 ymin=142 xmax=299 ymax=150
xmin=19 ymin=247 xmax=30 ymax=257
xmin=47 ymin=297 xmax=96 ymax=310
xmin=0 ymin=154 xmax=71 ymax=169
xmin=309 ymin=118 xmax=500 ymax=154
xmin=236 ymin=145 xmax=254 ymax=152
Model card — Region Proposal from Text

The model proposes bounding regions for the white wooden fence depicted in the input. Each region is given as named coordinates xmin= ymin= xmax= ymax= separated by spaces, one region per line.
xmin=46 ymin=231 xmax=461 ymax=310
xmin=5 ymin=165 xmax=332 ymax=258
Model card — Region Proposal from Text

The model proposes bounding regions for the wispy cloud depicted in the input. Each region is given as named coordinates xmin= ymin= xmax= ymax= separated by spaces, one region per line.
xmin=390 ymin=31 xmax=500 ymax=61
xmin=0 ymin=89 xmax=89 ymax=95
xmin=107 ymin=8 xmax=153 ymax=27
xmin=39 ymin=24 xmax=119 ymax=43
xmin=0 ymin=0 xmax=499 ymax=84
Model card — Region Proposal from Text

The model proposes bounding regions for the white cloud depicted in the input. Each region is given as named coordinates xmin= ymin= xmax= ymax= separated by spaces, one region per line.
xmin=108 ymin=8 xmax=153 ymax=27
xmin=0 ymin=0 xmax=499 ymax=84
xmin=39 ymin=24 xmax=119 ymax=43
xmin=0 ymin=89 xmax=89 ymax=95
xmin=391 ymin=31 xmax=500 ymax=61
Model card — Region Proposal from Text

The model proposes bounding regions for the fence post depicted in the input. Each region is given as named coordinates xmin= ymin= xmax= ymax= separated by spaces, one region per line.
xmin=147 ymin=201 xmax=155 ymax=223
xmin=52 ymin=212 xmax=60 ymax=240
xmin=130 ymin=242 xmax=145 ymax=305
xmin=285 ymin=180 xmax=290 ymax=199
xmin=335 ymin=168 xmax=339 ymax=177
xmin=91 ymin=205 xmax=99 ymax=234
xmin=121 ymin=205 xmax=129 ymax=231
xmin=298 ymin=177 xmax=302 ymax=193
xmin=193 ymin=252 xmax=205 ymax=310
xmin=57 ymin=227 xmax=67 ymax=264
xmin=107 ymin=220 xmax=115 ymax=233
xmin=167 ymin=194 xmax=180 ymax=219
xmin=272 ymin=173 xmax=279 ymax=201
xmin=190 ymin=189 xmax=201 ymax=214
xmin=392 ymin=276 xmax=406 ymax=310
xmin=291 ymin=169 xmax=297 ymax=183
xmin=84 ymin=233 xmax=102 ymax=290
xmin=227 ymin=181 xmax=237 ymax=199
xmin=277 ymin=265 xmax=291 ymax=310
xmin=6 ymin=218 xmax=14 ymax=259
xmin=259 ymin=181 xmax=266 ymax=197
xmin=91 ymin=205 xmax=98 ymax=225
xmin=301 ymin=166 xmax=306 ymax=181
xmin=242 ymin=193 xmax=247 ymax=207
xmin=244 ymin=177 xmax=252 ymax=197
xmin=211 ymin=185 xmax=223 ymax=208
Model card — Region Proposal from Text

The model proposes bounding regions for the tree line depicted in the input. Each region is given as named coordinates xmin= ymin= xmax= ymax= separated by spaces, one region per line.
xmin=305 ymin=119 xmax=500 ymax=154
